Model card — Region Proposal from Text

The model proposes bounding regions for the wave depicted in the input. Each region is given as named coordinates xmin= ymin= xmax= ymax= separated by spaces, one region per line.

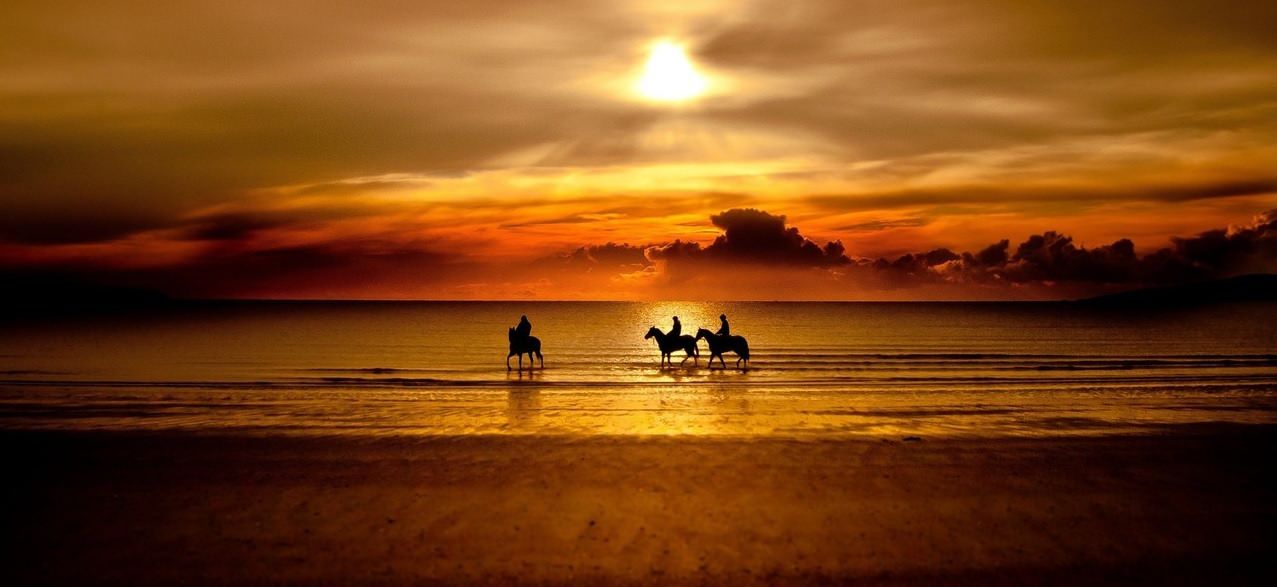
xmin=3 ymin=372 xmax=1277 ymax=392
xmin=754 ymin=352 xmax=1277 ymax=361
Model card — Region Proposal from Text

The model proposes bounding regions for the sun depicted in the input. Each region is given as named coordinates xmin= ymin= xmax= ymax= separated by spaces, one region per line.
xmin=635 ymin=40 xmax=708 ymax=102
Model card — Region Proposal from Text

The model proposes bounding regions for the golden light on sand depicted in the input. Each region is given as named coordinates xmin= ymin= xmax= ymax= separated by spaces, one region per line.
xmin=635 ymin=40 xmax=708 ymax=102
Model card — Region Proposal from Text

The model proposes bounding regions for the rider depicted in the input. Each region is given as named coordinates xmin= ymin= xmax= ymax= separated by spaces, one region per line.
xmin=515 ymin=315 xmax=532 ymax=341
xmin=670 ymin=316 xmax=681 ymax=338
xmin=716 ymin=314 xmax=730 ymax=336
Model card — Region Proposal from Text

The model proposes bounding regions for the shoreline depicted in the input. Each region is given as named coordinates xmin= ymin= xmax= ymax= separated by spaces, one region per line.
xmin=5 ymin=424 xmax=1276 ymax=585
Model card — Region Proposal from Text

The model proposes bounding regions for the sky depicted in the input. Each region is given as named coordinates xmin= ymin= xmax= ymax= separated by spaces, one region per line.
xmin=2 ymin=0 xmax=1276 ymax=300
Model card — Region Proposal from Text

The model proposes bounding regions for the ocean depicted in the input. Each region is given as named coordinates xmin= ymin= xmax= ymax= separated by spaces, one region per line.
xmin=3 ymin=301 xmax=1276 ymax=437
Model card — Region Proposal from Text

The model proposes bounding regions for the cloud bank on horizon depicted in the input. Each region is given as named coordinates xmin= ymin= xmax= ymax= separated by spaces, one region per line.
xmin=1 ymin=0 xmax=1275 ymax=299
xmin=7 ymin=207 xmax=1275 ymax=300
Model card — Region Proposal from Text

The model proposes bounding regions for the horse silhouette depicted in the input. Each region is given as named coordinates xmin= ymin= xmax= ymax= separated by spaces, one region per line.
xmin=695 ymin=328 xmax=750 ymax=369
xmin=644 ymin=326 xmax=699 ymax=367
xmin=507 ymin=327 xmax=544 ymax=371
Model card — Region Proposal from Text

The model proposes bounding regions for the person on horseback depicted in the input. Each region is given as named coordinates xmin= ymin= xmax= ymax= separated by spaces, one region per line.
xmin=716 ymin=314 xmax=730 ymax=336
xmin=515 ymin=315 xmax=532 ymax=342
xmin=507 ymin=315 xmax=543 ymax=370
xmin=670 ymin=316 xmax=681 ymax=338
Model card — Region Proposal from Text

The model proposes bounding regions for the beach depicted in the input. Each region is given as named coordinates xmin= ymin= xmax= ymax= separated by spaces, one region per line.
xmin=3 ymin=301 xmax=1276 ymax=584
xmin=6 ymin=425 xmax=1276 ymax=585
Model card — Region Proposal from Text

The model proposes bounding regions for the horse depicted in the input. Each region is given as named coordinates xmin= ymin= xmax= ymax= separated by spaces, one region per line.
xmin=644 ymin=326 xmax=699 ymax=368
xmin=507 ymin=327 xmax=544 ymax=371
xmin=695 ymin=328 xmax=750 ymax=369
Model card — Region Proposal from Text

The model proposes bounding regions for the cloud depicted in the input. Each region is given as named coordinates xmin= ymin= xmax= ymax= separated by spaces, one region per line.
xmin=179 ymin=213 xmax=293 ymax=242
xmin=836 ymin=217 xmax=929 ymax=232
xmin=647 ymin=208 xmax=849 ymax=267
xmin=540 ymin=243 xmax=652 ymax=273
xmin=120 ymin=243 xmax=465 ymax=299
xmin=644 ymin=240 xmax=705 ymax=264
xmin=1142 ymin=208 xmax=1277 ymax=282
xmin=807 ymin=177 xmax=1277 ymax=214
xmin=0 ymin=0 xmax=657 ymax=240
xmin=499 ymin=215 xmax=606 ymax=229
xmin=864 ymin=208 xmax=1277 ymax=289
xmin=4 ymin=205 xmax=1276 ymax=300
xmin=613 ymin=206 xmax=1277 ymax=298
xmin=699 ymin=0 xmax=1277 ymax=160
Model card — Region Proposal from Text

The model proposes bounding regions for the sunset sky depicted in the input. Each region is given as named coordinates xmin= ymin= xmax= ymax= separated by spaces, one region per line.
xmin=2 ymin=0 xmax=1276 ymax=299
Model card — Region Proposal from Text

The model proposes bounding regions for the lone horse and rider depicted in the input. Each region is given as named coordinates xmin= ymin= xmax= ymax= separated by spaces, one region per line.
xmin=507 ymin=314 xmax=543 ymax=370
xmin=644 ymin=315 xmax=699 ymax=368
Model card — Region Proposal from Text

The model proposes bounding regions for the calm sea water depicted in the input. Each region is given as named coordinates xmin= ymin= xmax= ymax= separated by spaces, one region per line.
xmin=2 ymin=301 xmax=1276 ymax=437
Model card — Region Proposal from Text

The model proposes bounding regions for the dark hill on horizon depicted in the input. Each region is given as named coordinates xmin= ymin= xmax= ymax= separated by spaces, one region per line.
xmin=0 ymin=272 xmax=172 ymax=320
xmin=1076 ymin=274 xmax=1277 ymax=306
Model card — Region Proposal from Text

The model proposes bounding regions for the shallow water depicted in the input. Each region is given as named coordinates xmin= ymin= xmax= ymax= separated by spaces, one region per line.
xmin=2 ymin=301 xmax=1276 ymax=437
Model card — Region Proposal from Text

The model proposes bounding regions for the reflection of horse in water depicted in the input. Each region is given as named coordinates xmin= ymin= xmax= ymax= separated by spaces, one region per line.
xmin=645 ymin=326 xmax=699 ymax=367
xmin=507 ymin=327 xmax=544 ymax=371
xmin=696 ymin=328 xmax=750 ymax=369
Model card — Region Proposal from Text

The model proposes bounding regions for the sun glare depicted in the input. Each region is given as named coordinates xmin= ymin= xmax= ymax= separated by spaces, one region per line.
xmin=636 ymin=40 xmax=708 ymax=102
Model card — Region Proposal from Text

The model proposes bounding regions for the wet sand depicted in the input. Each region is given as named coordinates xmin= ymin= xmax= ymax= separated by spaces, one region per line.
xmin=5 ymin=425 xmax=1276 ymax=585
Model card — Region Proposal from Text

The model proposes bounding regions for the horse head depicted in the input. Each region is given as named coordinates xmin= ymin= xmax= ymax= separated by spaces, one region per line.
xmin=508 ymin=327 xmax=517 ymax=342
xmin=695 ymin=328 xmax=713 ymax=340
xmin=644 ymin=326 xmax=661 ymax=340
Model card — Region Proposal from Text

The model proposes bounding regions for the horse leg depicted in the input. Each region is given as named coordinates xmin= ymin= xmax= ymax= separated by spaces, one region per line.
xmin=536 ymin=351 xmax=544 ymax=368
xmin=507 ymin=352 xmax=513 ymax=371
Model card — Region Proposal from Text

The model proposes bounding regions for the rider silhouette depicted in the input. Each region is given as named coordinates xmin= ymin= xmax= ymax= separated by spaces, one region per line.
xmin=716 ymin=314 xmax=730 ymax=336
xmin=670 ymin=316 xmax=681 ymax=338
xmin=515 ymin=315 xmax=532 ymax=341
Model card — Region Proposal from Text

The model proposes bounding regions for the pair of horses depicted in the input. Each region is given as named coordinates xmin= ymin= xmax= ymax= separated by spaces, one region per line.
xmin=644 ymin=326 xmax=751 ymax=369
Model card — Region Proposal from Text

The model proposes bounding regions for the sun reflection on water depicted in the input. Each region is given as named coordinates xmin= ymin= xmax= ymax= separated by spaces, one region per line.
xmin=2 ymin=301 xmax=1276 ymax=438
xmin=635 ymin=301 xmax=720 ymax=337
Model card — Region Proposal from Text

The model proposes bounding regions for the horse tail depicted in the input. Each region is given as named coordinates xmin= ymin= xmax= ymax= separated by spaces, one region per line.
xmin=738 ymin=338 xmax=750 ymax=360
